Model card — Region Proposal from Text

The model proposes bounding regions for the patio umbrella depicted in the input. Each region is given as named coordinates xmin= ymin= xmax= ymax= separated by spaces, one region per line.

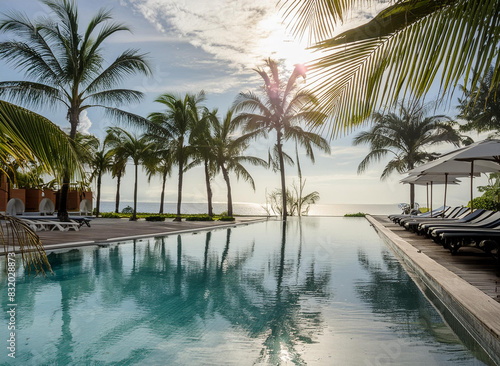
xmin=407 ymin=139 xmax=500 ymax=210
xmin=400 ymin=174 xmax=461 ymax=216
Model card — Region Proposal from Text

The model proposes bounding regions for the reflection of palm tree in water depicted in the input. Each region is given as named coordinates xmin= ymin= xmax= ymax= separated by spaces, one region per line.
xmin=255 ymin=221 xmax=331 ymax=365
xmin=14 ymin=221 xmax=334 ymax=364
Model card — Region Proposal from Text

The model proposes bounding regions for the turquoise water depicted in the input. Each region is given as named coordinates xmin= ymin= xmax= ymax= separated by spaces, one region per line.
xmin=0 ymin=218 xmax=491 ymax=365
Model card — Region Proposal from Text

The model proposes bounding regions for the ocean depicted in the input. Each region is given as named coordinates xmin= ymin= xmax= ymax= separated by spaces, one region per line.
xmin=98 ymin=201 xmax=399 ymax=216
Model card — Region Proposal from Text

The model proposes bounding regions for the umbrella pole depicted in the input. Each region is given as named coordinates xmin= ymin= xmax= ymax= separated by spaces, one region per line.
xmin=470 ymin=161 xmax=474 ymax=211
xmin=431 ymin=181 xmax=433 ymax=218
xmin=426 ymin=183 xmax=429 ymax=215
xmin=443 ymin=173 xmax=448 ymax=216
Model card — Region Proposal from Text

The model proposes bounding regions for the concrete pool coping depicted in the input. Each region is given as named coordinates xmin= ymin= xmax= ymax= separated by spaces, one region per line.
xmin=367 ymin=215 xmax=500 ymax=365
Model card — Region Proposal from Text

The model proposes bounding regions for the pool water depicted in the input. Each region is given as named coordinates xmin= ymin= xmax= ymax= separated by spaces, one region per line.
xmin=0 ymin=217 xmax=492 ymax=365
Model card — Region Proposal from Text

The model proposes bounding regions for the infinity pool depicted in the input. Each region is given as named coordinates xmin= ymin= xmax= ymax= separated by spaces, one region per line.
xmin=0 ymin=217 xmax=492 ymax=365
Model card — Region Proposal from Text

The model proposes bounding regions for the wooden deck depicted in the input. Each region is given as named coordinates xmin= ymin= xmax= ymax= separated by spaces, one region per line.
xmin=371 ymin=215 xmax=500 ymax=302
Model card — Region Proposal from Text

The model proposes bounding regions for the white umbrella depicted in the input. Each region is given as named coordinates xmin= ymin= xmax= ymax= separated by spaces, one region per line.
xmin=407 ymin=140 xmax=500 ymax=210
xmin=400 ymin=174 xmax=461 ymax=216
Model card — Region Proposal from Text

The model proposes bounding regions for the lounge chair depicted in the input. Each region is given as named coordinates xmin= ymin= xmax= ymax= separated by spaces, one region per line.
xmin=430 ymin=211 xmax=500 ymax=244
xmin=389 ymin=206 xmax=448 ymax=225
xmin=416 ymin=209 xmax=491 ymax=236
xmin=398 ymin=206 xmax=457 ymax=227
xmin=403 ymin=207 xmax=478 ymax=233
xmin=19 ymin=218 xmax=80 ymax=232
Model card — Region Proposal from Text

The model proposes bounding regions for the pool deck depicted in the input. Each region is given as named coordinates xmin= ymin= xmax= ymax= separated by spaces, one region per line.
xmin=6 ymin=216 xmax=267 ymax=253
xmin=368 ymin=214 xmax=500 ymax=365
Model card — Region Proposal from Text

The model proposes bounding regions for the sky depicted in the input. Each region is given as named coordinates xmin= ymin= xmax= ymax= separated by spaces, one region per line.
xmin=0 ymin=0 xmax=491 ymax=211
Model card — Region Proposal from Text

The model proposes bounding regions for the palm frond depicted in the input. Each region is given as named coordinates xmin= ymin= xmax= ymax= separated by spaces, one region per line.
xmin=85 ymin=88 xmax=144 ymax=106
xmin=1 ymin=214 xmax=52 ymax=276
xmin=0 ymin=100 xmax=81 ymax=180
xmin=84 ymin=50 xmax=151 ymax=93
xmin=282 ymin=0 xmax=500 ymax=137
xmin=0 ymin=81 xmax=65 ymax=108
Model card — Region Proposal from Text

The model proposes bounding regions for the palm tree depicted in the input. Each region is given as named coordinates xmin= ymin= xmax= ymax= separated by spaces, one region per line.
xmin=353 ymin=103 xmax=472 ymax=208
xmin=279 ymin=0 xmax=500 ymax=136
xmin=143 ymin=145 xmax=173 ymax=214
xmin=109 ymin=148 xmax=127 ymax=214
xmin=88 ymin=140 xmax=113 ymax=217
xmin=148 ymin=92 xmax=204 ymax=221
xmin=211 ymin=109 xmax=267 ymax=216
xmin=185 ymin=108 xmax=217 ymax=216
xmin=0 ymin=0 xmax=151 ymax=220
xmin=0 ymin=100 xmax=81 ymax=274
xmin=458 ymin=68 xmax=500 ymax=137
xmin=234 ymin=59 xmax=330 ymax=220
xmin=106 ymin=127 xmax=153 ymax=221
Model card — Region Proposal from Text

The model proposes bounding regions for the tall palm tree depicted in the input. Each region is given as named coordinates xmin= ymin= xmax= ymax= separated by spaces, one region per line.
xmin=211 ymin=109 xmax=267 ymax=217
xmin=0 ymin=0 xmax=151 ymax=220
xmin=109 ymin=148 xmax=127 ymax=214
xmin=148 ymin=92 xmax=204 ymax=221
xmin=143 ymin=145 xmax=173 ymax=214
xmin=234 ymin=59 xmax=330 ymax=220
xmin=185 ymin=108 xmax=217 ymax=216
xmin=353 ymin=103 xmax=472 ymax=208
xmin=279 ymin=0 xmax=500 ymax=136
xmin=88 ymin=140 xmax=113 ymax=217
xmin=106 ymin=127 xmax=153 ymax=221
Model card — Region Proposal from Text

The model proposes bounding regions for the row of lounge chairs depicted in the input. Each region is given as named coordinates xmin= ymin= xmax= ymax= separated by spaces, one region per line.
xmin=18 ymin=216 xmax=93 ymax=232
xmin=389 ymin=207 xmax=500 ymax=268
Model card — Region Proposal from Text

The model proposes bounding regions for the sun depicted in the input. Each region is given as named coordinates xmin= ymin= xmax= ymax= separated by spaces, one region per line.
xmin=256 ymin=13 xmax=315 ymax=73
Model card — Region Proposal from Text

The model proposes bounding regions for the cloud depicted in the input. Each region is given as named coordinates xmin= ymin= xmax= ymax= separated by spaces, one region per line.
xmin=121 ymin=0 xmax=313 ymax=73
xmin=78 ymin=110 xmax=92 ymax=134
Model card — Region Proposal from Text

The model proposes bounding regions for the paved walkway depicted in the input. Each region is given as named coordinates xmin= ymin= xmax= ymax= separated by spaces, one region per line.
xmin=370 ymin=215 xmax=500 ymax=302
xmin=29 ymin=216 xmax=267 ymax=252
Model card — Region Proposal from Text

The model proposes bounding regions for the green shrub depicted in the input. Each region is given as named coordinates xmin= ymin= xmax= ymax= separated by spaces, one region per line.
xmin=101 ymin=212 xmax=121 ymax=218
xmin=145 ymin=215 xmax=166 ymax=222
xmin=218 ymin=216 xmax=235 ymax=221
xmin=344 ymin=212 xmax=366 ymax=217
xmin=185 ymin=215 xmax=214 ymax=221
xmin=121 ymin=206 xmax=133 ymax=214
xmin=467 ymin=197 xmax=500 ymax=211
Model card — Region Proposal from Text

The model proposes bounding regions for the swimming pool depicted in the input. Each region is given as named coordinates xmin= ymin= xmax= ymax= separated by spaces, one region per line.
xmin=0 ymin=217 xmax=493 ymax=365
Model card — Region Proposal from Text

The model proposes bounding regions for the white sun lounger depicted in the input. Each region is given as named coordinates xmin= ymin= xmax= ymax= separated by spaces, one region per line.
xmin=20 ymin=218 xmax=80 ymax=232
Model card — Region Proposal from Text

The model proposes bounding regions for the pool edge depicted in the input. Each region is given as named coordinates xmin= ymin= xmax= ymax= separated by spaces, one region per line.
xmin=366 ymin=214 xmax=500 ymax=366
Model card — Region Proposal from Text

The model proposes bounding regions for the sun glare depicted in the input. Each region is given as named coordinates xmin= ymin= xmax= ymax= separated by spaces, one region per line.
xmin=257 ymin=14 xmax=315 ymax=72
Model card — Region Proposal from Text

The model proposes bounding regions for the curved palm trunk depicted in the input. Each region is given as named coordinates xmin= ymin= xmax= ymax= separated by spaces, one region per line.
xmin=95 ymin=171 xmax=102 ymax=217
xmin=175 ymin=148 xmax=184 ymax=222
xmin=221 ymin=164 xmax=233 ymax=217
xmin=131 ymin=163 xmax=138 ymax=221
xmin=204 ymin=158 xmax=213 ymax=217
xmin=159 ymin=170 xmax=167 ymax=214
xmin=115 ymin=173 xmax=122 ymax=213
xmin=276 ymin=132 xmax=287 ymax=221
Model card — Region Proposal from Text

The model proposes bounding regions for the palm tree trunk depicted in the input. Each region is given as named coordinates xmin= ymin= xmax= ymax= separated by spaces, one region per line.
xmin=58 ymin=110 xmax=79 ymax=222
xmin=277 ymin=132 xmax=287 ymax=221
xmin=174 ymin=150 xmax=183 ymax=222
xmin=131 ymin=163 xmax=138 ymax=221
xmin=160 ymin=170 xmax=167 ymax=214
xmin=58 ymin=175 xmax=70 ymax=222
xmin=410 ymin=183 xmax=415 ymax=211
xmin=115 ymin=173 xmax=121 ymax=213
xmin=96 ymin=171 xmax=102 ymax=217
xmin=221 ymin=165 xmax=233 ymax=216
xmin=204 ymin=158 xmax=213 ymax=216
